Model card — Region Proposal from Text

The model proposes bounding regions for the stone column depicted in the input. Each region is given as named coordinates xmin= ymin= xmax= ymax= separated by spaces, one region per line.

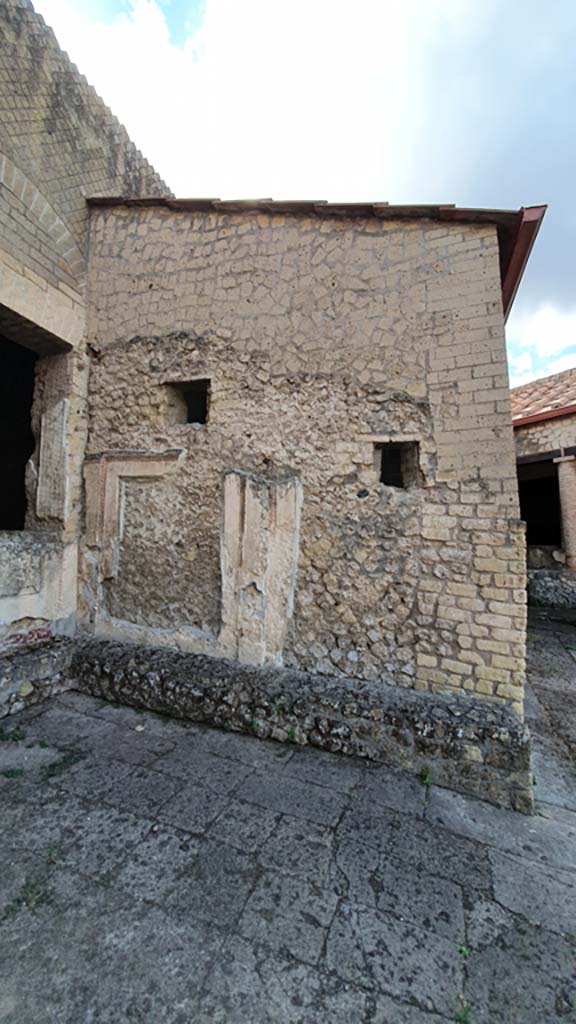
xmin=554 ymin=455 xmax=576 ymax=571
xmin=220 ymin=470 xmax=302 ymax=666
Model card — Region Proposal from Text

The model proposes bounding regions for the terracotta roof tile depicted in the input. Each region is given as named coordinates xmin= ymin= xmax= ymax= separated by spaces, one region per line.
xmin=511 ymin=366 xmax=576 ymax=424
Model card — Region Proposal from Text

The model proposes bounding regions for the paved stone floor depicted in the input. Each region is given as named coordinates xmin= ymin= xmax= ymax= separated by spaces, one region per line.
xmin=0 ymin=620 xmax=575 ymax=1023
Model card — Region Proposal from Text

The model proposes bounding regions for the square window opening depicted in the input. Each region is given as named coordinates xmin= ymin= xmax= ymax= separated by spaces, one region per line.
xmin=167 ymin=379 xmax=210 ymax=425
xmin=376 ymin=442 xmax=420 ymax=489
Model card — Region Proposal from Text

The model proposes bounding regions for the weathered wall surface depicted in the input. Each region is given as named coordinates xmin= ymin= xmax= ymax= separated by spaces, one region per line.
xmin=0 ymin=636 xmax=74 ymax=717
xmin=84 ymin=206 xmax=526 ymax=715
xmin=0 ymin=0 xmax=169 ymax=649
xmin=0 ymin=0 xmax=167 ymax=297
xmin=515 ymin=416 xmax=576 ymax=579
xmin=71 ymin=637 xmax=534 ymax=812
xmin=514 ymin=415 xmax=576 ymax=458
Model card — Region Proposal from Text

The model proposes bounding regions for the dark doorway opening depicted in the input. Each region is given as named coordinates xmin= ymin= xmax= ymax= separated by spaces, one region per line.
xmin=517 ymin=460 xmax=562 ymax=547
xmin=0 ymin=336 xmax=37 ymax=529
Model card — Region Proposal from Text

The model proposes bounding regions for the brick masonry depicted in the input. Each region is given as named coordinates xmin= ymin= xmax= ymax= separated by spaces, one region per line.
xmin=0 ymin=0 xmax=169 ymax=296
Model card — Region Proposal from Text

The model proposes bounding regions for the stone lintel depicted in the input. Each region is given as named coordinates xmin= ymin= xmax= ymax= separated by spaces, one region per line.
xmin=0 ymin=245 xmax=84 ymax=351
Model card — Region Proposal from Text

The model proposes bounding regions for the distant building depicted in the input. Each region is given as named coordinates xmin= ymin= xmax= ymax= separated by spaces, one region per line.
xmin=512 ymin=368 xmax=576 ymax=606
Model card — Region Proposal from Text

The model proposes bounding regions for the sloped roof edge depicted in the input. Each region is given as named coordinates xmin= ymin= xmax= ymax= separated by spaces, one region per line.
xmin=511 ymin=366 xmax=576 ymax=427
xmin=86 ymin=198 xmax=547 ymax=321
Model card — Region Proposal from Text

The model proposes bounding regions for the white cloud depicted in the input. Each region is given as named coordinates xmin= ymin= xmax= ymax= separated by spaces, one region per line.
xmin=507 ymin=305 xmax=576 ymax=361
xmin=546 ymin=352 xmax=576 ymax=376
xmin=506 ymin=305 xmax=576 ymax=385
xmin=507 ymin=350 xmax=533 ymax=387
xmin=33 ymin=0 xmax=576 ymax=390
xmin=509 ymin=351 xmax=533 ymax=375
xmin=33 ymin=0 xmax=474 ymax=198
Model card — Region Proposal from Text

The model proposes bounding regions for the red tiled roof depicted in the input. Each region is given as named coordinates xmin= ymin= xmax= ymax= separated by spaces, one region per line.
xmin=511 ymin=366 xmax=576 ymax=426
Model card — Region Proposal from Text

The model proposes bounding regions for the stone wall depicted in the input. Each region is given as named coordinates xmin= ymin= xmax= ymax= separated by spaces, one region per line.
xmin=83 ymin=205 xmax=527 ymax=716
xmin=527 ymin=569 xmax=576 ymax=608
xmin=514 ymin=414 xmax=576 ymax=458
xmin=0 ymin=636 xmax=74 ymax=717
xmin=0 ymin=0 xmax=169 ymax=650
xmin=0 ymin=0 xmax=168 ymax=295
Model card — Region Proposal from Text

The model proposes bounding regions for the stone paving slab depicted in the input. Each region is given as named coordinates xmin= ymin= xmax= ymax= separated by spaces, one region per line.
xmin=355 ymin=764 xmax=427 ymax=818
xmin=111 ymin=824 xmax=201 ymax=902
xmin=531 ymin=728 xmax=576 ymax=811
xmin=325 ymin=900 xmax=463 ymax=1016
xmin=539 ymin=686 xmax=576 ymax=754
xmin=208 ymin=798 xmax=280 ymax=854
xmin=152 ymin=743 xmax=255 ymax=792
xmin=428 ymin=784 xmax=576 ymax=871
xmin=162 ymin=838 xmax=260 ymax=928
xmin=280 ymin=745 xmax=365 ymax=794
xmin=257 ymin=815 xmax=339 ymax=889
xmin=156 ymin=779 xmax=234 ymax=833
xmin=0 ymin=624 xmax=575 ymax=1023
xmin=236 ymin=770 xmax=346 ymax=827
xmin=490 ymin=848 xmax=576 ymax=936
xmin=464 ymin=912 xmax=576 ymax=1024
xmin=239 ymin=869 xmax=340 ymax=965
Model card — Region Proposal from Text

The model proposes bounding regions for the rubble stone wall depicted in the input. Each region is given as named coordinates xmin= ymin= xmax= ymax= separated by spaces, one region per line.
xmin=70 ymin=637 xmax=534 ymax=813
xmin=84 ymin=206 xmax=527 ymax=715
xmin=0 ymin=633 xmax=534 ymax=811
xmin=0 ymin=637 xmax=74 ymax=717
xmin=527 ymin=569 xmax=576 ymax=608
xmin=514 ymin=415 xmax=576 ymax=458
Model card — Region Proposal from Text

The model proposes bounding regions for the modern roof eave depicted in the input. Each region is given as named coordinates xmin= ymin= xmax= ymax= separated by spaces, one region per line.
xmin=499 ymin=205 xmax=547 ymax=322
xmin=512 ymin=403 xmax=576 ymax=429
xmin=86 ymin=197 xmax=546 ymax=320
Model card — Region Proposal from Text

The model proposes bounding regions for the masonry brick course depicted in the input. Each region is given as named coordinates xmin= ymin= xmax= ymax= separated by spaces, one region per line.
xmin=0 ymin=0 xmax=169 ymax=296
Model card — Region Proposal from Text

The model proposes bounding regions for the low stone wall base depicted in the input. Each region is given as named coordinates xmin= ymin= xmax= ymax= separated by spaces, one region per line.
xmin=528 ymin=568 xmax=576 ymax=609
xmin=69 ymin=638 xmax=534 ymax=814
xmin=0 ymin=639 xmax=75 ymax=719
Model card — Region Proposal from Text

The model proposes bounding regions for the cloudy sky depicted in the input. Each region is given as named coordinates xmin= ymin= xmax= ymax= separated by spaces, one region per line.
xmin=35 ymin=0 xmax=576 ymax=386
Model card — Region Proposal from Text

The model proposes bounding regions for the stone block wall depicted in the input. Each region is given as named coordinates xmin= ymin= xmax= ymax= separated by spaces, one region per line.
xmin=0 ymin=0 xmax=168 ymax=296
xmin=0 ymin=0 xmax=169 ymax=649
xmin=83 ymin=205 xmax=527 ymax=716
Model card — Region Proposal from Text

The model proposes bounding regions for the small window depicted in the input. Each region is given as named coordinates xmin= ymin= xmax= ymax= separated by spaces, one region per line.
xmin=377 ymin=442 xmax=420 ymax=489
xmin=166 ymin=379 xmax=210 ymax=425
